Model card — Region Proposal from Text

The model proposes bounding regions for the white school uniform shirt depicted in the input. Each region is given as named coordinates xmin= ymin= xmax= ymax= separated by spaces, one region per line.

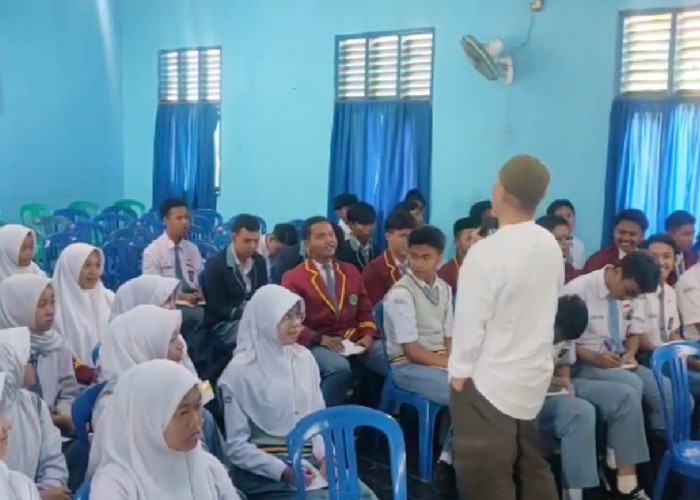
xmin=449 ymin=221 xmax=563 ymax=420
xmin=0 ymin=462 xmax=41 ymax=500
xmin=90 ymin=360 xmax=240 ymax=500
xmin=338 ymin=219 xmax=352 ymax=240
xmin=142 ymin=233 xmax=203 ymax=291
xmin=570 ymin=236 xmax=586 ymax=271
xmin=635 ymin=284 xmax=680 ymax=347
xmin=562 ymin=268 xmax=641 ymax=354
xmin=676 ymin=263 xmax=700 ymax=341
xmin=257 ymin=237 xmax=272 ymax=280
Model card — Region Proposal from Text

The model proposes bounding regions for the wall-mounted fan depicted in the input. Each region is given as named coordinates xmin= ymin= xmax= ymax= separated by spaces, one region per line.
xmin=461 ymin=35 xmax=514 ymax=85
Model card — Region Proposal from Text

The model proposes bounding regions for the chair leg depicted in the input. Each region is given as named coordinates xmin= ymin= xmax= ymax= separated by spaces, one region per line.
xmin=374 ymin=390 xmax=393 ymax=456
xmin=418 ymin=404 xmax=440 ymax=483
xmin=652 ymin=452 xmax=671 ymax=500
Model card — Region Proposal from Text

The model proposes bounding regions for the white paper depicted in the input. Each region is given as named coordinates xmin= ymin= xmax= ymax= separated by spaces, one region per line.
xmin=341 ymin=340 xmax=365 ymax=357
xmin=546 ymin=388 xmax=570 ymax=397
xmin=609 ymin=363 xmax=638 ymax=371
xmin=302 ymin=460 xmax=328 ymax=491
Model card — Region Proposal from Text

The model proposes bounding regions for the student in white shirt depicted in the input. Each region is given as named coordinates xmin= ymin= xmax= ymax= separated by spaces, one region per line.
xmin=383 ymin=226 xmax=455 ymax=496
xmin=675 ymin=259 xmax=700 ymax=342
xmin=219 ymin=285 xmax=378 ymax=499
xmin=333 ymin=194 xmax=358 ymax=241
xmin=0 ymin=371 xmax=42 ymax=500
xmin=547 ymin=200 xmax=586 ymax=270
xmin=449 ymin=155 xmax=562 ymax=500
xmin=52 ymin=243 xmax=114 ymax=383
xmin=665 ymin=210 xmax=696 ymax=277
xmin=0 ymin=328 xmax=69 ymax=498
xmin=89 ymin=359 xmax=240 ymax=500
xmin=0 ymin=225 xmax=45 ymax=283
xmin=0 ymin=274 xmax=79 ymax=436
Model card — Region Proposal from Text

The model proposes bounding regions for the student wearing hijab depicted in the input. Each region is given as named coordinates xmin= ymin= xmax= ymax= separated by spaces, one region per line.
xmin=0 ymin=224 xmax=45 ymax=283
xmin=219 ymin=285 xmax=378 ymax=499
xmin=90 ymin=359 xmax=240 ymax=500
xmin=0 ymin=371 xmax=42 ymax=500
xmin=52 ymin=243 xmax=114 ymax=383
xmin=0 ymin=275 xmax=79 ymax=436
xmin=0 ymin=328 xmax=69 ymax=498
xmin=110 ymin=275 xmax=179 ymax=320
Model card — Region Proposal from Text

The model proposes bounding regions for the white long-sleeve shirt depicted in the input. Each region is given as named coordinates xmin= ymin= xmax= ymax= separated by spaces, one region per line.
xmin=448 ymin=221 xmax=563 ymax=420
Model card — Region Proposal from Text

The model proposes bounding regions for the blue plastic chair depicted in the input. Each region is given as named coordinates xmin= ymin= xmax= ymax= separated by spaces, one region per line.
xmin=188 ymin=224 xmax=210 ymax=243
xmin=288 ymin=406 xmax=407 ymax=500
xmin=94 ymin=212 xmax=133 ymax=235
xmin=101 ymin=205 xmax=139 ymax=222
xmin=213 ymin=231 xmax=232 ymax=251
xmin=136 ymin=218 xmax=166 ymax=239
xmin=374 ymin=304 xmax=446 ymax=483
xmin=34 ymin=215 xmax=72 ymax=236
xmin=192 ymin=214 xmax=214 ymax=232
xmin=44 ymin=233 xmax=78 ymax=274
xmin=192 ymin=208 xmax=223 ymax=228
xmin=72 ymin=381 xmax=108 ymax=481
xmin=70 ymin=222 xmax=109 ymax=246
xmin=107 ymin=226 xmax=152 ymax=246
xmin=54 ymin=208 xmax=91 ymax=223
xmin=196 ymin=241 xmax=219 ymax=262
xmin=74 ymin=480 xmax=90 ymax=500
xmin=102 ymin=239 xmax=145 ymax=291
xmin=651 ymin=342 xmax=700 ymax=500
xmin=288 ymin=219 xmax=305 ymax=234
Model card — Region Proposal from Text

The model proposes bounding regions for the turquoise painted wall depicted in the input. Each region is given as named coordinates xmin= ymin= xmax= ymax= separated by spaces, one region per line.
xmin=0 ymin=0 xmax=123 ymax=221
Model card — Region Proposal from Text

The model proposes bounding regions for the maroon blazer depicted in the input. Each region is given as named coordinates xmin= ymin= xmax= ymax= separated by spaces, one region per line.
xmin=669 ymin=250 xmax=698 ymax=285
xmin=583 ymin=245 xmax=620 ymax=274
xmin=438 ymin=258 xmax=461 ymax=296
xmin=565 ymin=262 xmax=580 ymax=284
xmin=282 ymin=260 xmax=377 ymax=348
xmin=362 ymin=252 xmax=403 ymax=307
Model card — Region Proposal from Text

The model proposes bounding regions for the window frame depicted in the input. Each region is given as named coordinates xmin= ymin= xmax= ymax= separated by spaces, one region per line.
xmin=616 ymin=6 xmax=700 ymax=96
xmin=334 ymin=28 xmax=436 ymax=102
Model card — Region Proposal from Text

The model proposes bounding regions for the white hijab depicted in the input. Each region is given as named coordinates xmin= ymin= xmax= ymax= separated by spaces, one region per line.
xmin=91 ymin=359 xmax=238 ymax=500
xmin=52 ymin=243 xmax=114 ymax=365
xmin=100 ymin=305 xmax=181 ymax=382
xmin=110 ymin=276 xmax=180 ymax=321
xmin=218 ymin=285 xmax=321 ymax=436
xmin=0 ymin=274 xmax=64 ymax=355
xmin=0 ymin=225 xmax=44 ymax=284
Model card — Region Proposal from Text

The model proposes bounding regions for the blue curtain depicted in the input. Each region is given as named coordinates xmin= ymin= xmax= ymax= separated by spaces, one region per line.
xmin=153 ymin=103 xmax=219 ymax=210
xmin=602 ymin=98 xmax=700 ymax=245
xmin=327 ymin=101 xmax=432 ymax=250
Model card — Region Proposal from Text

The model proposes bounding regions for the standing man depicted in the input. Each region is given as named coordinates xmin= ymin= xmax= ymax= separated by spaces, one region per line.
xmin=448 ymin=155 xmax=562 ymax=500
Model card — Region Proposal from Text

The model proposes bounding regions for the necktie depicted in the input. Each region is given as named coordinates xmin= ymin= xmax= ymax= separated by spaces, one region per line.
xmin=659 ymin=288 xmax=668 ymax=343
xmin=679 ymin=255 xmax=686 ymax=276
xmin=174 ymin=245 xmax=185 ymax=281
xmin=424 ymin=285 xmax=439 ymax=305
xmin=323 ymin=264 xmax=338 ymax=309
xmin=398 ymin=262 xmax=408 ymax=276
xmin=607 ymin=298 xmax=624 ymax=353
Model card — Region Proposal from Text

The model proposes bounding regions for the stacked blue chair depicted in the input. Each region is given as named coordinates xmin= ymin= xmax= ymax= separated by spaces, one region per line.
xmin=34 ymin=215 xmax=72 ymax=237
xmin=289 ymin=219 xmax=305 ymax=235
xmin=288 ymin=406 xmax=407 ymax=500
xmin=193 ymin=214 xmax=214 ymax=233
xmin=108 ymin=226 xmax=153 ymax=246
xmin=192 ymin=208 xmax=223 ymax=229
xmin=44 ymin=233 xmax=78 ymax=275
xmin=196 ymin=241 xmax=219 ymax=262
xmin=102 ymin=239 xmax=145 ymax=290
xmin=651 ymin=342 xmax=700 ymax=500
xmin=374 ymin=304 xmax=446 ymax=483
xmin=213 ymin=230 xmax=232 ymax=251
xmin=94 ymin=212 xmax=133 ymax=235
xmin=188 ymin=225 xmax=209 ymax=243
xmin=101 ymin=205 xmax=139 ymax=224
xmin=53 ymin=208 xmax=90 ymax=223
xmin=71 ymin=222 xmax=109 ymax=247
xmin=137 ymin=218 xmax=165 ymax=238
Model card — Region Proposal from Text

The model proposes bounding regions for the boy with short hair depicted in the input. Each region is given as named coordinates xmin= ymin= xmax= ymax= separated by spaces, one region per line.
xmin=337 ymin=202 xmax=377 ymax=272
xmin=362 ymin=210 xmax=417 ymax=306
xmin=583 ymin=209 xmax=648 ymax=274
xmin=665 ymin=210 xmax=697 ymax=278
xmin=438 ymin=217 xmax=478 ymax=295
xmin=547 ymin=199 xmax=586 ymax=270
xmin=333 ymin=193 xmax=359 ymax=240
xmin=468 ymin=200 xmax=493 ymax=225
xmin=536 ymin=215 xmax=578 ymax=283
xmin=404 ymin=189 xmax=428 ymax=223
xmin=383 ymin=225 xmax=456 ymax=495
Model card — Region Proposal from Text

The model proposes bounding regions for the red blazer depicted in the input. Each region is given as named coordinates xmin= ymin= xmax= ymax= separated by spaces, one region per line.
xmin=362 ymin=252 xmax=403 ymax=307
xmin=282 ymin=260 xmax=377 ymax=348
xmin=583 ymin=245 xmax=620 ymax=274
xmin=565 ymin=262 xmax=579 ymax=284
xmin=438 ymin=258 xmax=460 ymax=296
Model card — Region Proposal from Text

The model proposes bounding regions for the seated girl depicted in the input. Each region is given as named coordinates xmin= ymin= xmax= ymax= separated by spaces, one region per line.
xmin=52 ymin=243 xmax=113 ymax=385
xmin=0 ymin=224 xmax=45 ymax=283
xmin=1 ymin=368 xmax=41 ymax=499
xmin=110 ymin=275 xmax=179 ymax=320
xmin=90 ymin=359 xmax=240 ymax=500
xmin=0 ymin=274 xmax=79 ymax=436
xmin=0 ymin=327 xmax=69 ymax=498
xmin=218 ymin=285 xmax=378 ymax=500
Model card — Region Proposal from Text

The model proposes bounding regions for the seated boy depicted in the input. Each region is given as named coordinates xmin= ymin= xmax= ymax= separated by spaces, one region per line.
xmin=583 ymin=209 xmax=648 ymax=274
xmin=540 ymin=294 xmax=652 ymax=500
xmin=383 ymin=225 xmax=456 ymax=496
xmin=337 ymin=202 xmax=377 ymax=272
xmin=362 ymin=210 xmax=416 ymax=307
xmin=665 ymin=210 xmax=697 ymax=278
xmin=547 ymin=199 xmax=586 ymax=270
xmin=333 ymin=193 xmax=359 ymax=240
xmin=536 ymin=215 xmax=579 ymax=283
xmin=438 ymin=216 xmax=478 ymax=295
xmin=282 ymin=217 xmax=382 ymax=407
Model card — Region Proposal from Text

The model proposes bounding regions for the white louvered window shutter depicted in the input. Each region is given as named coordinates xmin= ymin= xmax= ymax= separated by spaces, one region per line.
xmin=368 ymin=35 xmax=399 ymax=98
xmin=620 ymin=13 xmax=673 ymax=93
xmin=337 ymin=38 xmax=367 ymax=100
xmin=674 ymin=10 xmax=700 ymax=92
xmin=158 ymin=47 xmax=221 ymax=103
xmin=400 ymin=32 xmax=434 ymax=99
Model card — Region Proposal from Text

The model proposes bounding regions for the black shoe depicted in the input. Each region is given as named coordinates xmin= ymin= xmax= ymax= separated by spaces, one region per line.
xmin=432 ymin=460 xmax=457 ymax=497
xmin=617 ymin=486 xmax=651 ymax=500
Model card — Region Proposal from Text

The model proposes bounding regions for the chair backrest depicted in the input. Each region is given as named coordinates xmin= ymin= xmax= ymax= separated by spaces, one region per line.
xmin=651 ymin=342 xmax=700 ymax=448
xmin=68 ymin=201 xmax=100 ymax=218
xmin=374 ymin=304 xmax=395 ymax=381
xmin=192 ymin=214 xmax=214 ymax=232
xmin=102 ymin=239 xmax=145 ymax=290
xmin=20 ymin=203 xmax=52 ymax=226
xmin=101 ymin=205 xmax=139 ymax=222
xmin=192 ymin=209 xmax=223 ymax=229
xmin=196 ymin=241 xmax=219 ymax=262
xmin=74 ymin=480 xmax=91 ymax=500
xmin=287 ymin=406 xmax=407 ymax=500
xmin=70 ymin=222 xmax=109 ymax=246
xmin=188 ymin=224 xmax=210 ymax=243
xmin=113 ymin=199 xmax=146 ymax=216
xmin=288 ymin=219 xmax=305 ymax=235
xmin=94 ymin=212 xmax=133 ymax=235
xmin=72 ymin=381 xmax=108 ymax=449
xmin=54 ymin=208 xmax=91 ymax=223
xmin=34 ymin=215 xmax=72 ymax=237
xmin=213 ymin=231 xmax=232 ymax=251
xmin=44 ymin=233 xmax=78 ymax=274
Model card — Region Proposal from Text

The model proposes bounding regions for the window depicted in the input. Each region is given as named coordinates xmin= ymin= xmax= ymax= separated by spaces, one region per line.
xmin=158 ymin=46 xmax=222 ymax=189
xmin=619 ymin=8 xmax=700 ymax=94
xmin=335 ymin=29 xmax=434 ymax=101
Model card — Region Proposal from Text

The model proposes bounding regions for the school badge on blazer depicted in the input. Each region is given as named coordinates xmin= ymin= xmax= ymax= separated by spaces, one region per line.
xmin=349 ymin=294 xmax=358 ymax=306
